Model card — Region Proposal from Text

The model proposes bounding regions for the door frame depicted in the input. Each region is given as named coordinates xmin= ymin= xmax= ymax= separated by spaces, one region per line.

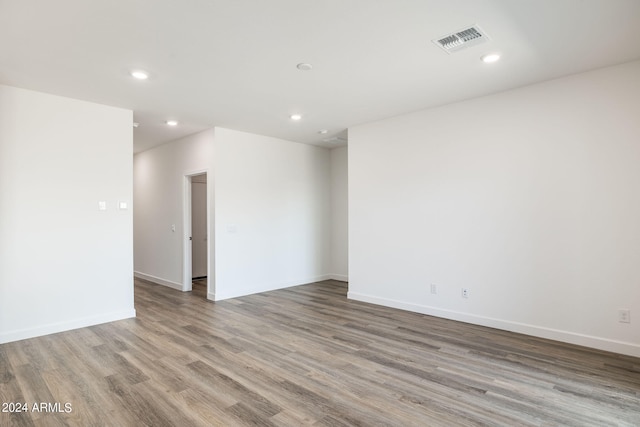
xmin=182 ymin=170 xmax=210 ymax=295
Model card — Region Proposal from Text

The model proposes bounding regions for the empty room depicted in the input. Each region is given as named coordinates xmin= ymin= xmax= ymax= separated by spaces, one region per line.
xmin=1 ymin=1 xmax=639 ymax=426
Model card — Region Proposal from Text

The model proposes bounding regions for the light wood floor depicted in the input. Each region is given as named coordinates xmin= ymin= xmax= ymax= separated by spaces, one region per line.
xmin=1 ymin=279 xmax=639 ymax=426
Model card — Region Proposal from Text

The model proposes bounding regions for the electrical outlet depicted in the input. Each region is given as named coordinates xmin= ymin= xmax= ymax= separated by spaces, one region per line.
xmin=461 ymin=288 xmax=469 ymax=298
xmin=619 ymin=309 xmax=631 ymax=323
xmin=430 ymin=284 xmax=438 ymax=295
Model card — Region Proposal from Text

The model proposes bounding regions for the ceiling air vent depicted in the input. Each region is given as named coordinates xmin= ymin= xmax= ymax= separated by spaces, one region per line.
xmin=433 ymin=25 xmax=489 ymax=53
xmin=323 ymin=136 xmax=348 ymax=144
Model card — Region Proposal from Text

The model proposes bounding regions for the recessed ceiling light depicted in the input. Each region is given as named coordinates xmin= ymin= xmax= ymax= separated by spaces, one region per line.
xmin=166 ymin=120 xmax=178 ymax=126
xmin=290 ymin=114 xmax=302 ymax=121
xmin=130 ymin=70 xmax=149 ymax=80
xmin=318 ymin=129 xmax=328 ymax=134
xmin=481 ymin=53 xmax=501 ymax=63
xmin=296 ymin=63 xmax=313 ymax=71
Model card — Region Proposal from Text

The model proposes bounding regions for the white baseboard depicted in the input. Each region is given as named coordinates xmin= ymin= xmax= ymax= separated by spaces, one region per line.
xmin=0 ymin=309 xmax=136 ymax=344
xmin=134 ymin=271 xmax=183 ymax=291
xmin=330 ymin=274 xmax=349 ymax=282
xmin=348 ymin=291 xmax=640 ymax=358
xmin=215 ymin=274 xmax=332 ymax=301
xmin=312 ymin=274 xmax=333 ymax=283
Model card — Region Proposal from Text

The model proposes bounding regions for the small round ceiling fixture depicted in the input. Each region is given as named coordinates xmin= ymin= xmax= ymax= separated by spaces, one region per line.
xmin=290 ymin=114 xmax=302 ymax=121
xmin=166 ymin=120 xmax=178 ymax=126
xmin=296 ymin=63 xmax=313 ymax=71
xmin=131 ymin=70 xmax=149 ymax=80
xmin=481 ymin=53 xmax=501 ymax=64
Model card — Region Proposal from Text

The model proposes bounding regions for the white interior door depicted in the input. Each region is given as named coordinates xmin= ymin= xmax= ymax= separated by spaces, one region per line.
xmin=191 ymin=174 xmax=208 ymax=279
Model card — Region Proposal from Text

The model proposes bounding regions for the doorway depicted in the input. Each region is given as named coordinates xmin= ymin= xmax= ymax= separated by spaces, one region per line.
xmin=183 ymin=171 xmax=210 ymax=298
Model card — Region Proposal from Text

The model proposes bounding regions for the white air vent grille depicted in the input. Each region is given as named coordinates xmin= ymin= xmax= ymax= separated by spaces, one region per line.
xmin=433 ymin=25 xmax=489 ymax=53
xmin=323 ymin=136 xmax=348 ymax=144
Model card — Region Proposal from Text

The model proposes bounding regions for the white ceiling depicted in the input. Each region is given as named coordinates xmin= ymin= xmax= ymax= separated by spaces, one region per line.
xmin=2 ymin=0 xmax=640 ymax=153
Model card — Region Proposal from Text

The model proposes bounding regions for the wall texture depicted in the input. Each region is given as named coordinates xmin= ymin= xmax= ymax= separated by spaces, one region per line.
xmin=0 ymin=85 xmax=135 ymax=343
xmin=330 ymin=146 xmax=348 ymax=281
xmin=348 ymin=60 xmax=640 ymax=357
xmin=213 ymin=127 xmax=331 ymax=300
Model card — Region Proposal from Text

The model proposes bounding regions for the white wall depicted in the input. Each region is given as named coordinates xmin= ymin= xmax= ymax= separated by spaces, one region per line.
xmin=349 ymin=60 xmax=640 ymax=357
xmin=330 ymin=146 xmax=348 ymax=281
xmin=133 ymin=129 xmax=214 ymax=291
xmin=213 ymin=127 xmax=331 ymax=300
xmin=0 ymin=85 xmax=134 ymax=343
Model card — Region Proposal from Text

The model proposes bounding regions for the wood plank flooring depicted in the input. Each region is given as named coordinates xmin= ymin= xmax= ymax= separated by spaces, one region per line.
xmin=1 ymin=278 xmax=639 ymax=426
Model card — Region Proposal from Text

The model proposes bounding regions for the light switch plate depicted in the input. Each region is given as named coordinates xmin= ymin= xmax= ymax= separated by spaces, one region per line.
xmin=98 ymin=201 xmax=107 ymax=211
